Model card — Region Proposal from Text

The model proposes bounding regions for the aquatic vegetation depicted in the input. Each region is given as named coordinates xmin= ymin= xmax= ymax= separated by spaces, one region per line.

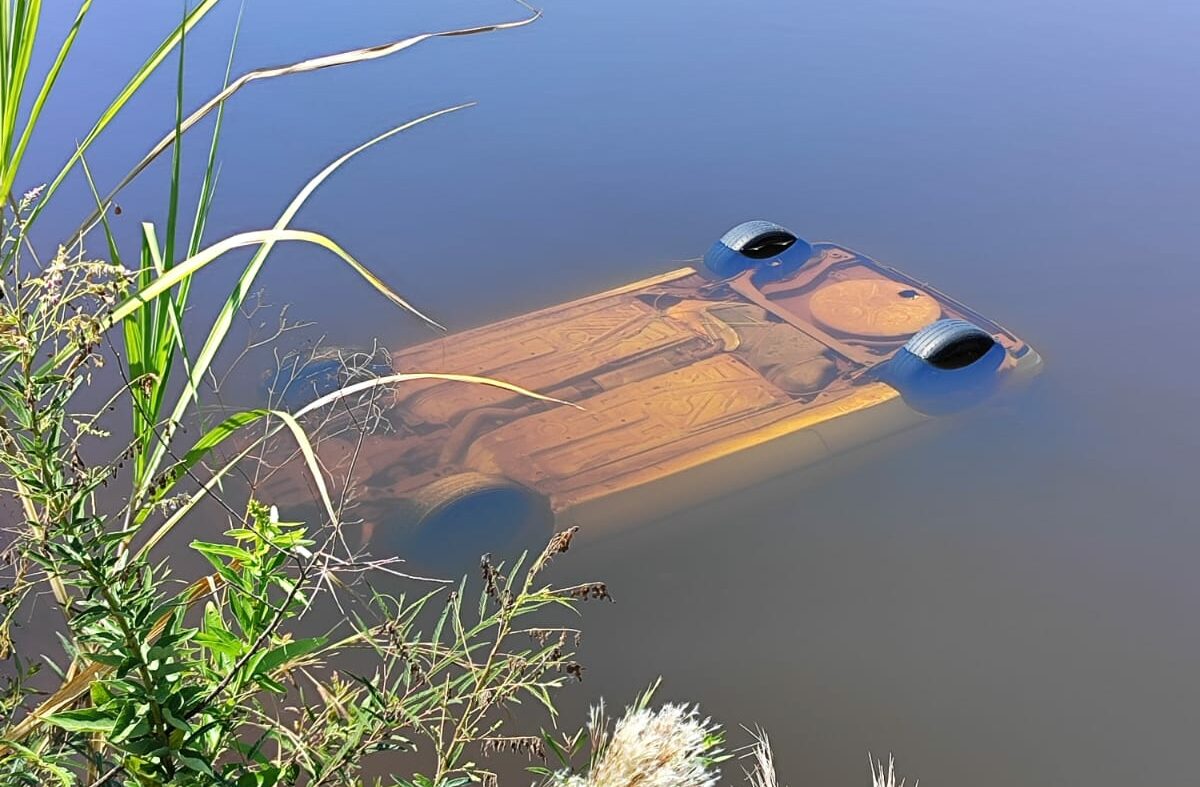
xmin=870 ymin=754 xmax=917 ymax=787
xmin=0 ymin=1 xmax=929 ymax=784
xmin=549 ymin=704 xmax=723 ymax=787
xmin=538 ymin=683 xmax=723 ymax=787
xmin=538 ymin=685 xmax=918 ymax=787
xmin=741 ymin=729 xmax=780 ymax=787
xmin=0 ymin=1 xmax=604 ymax=784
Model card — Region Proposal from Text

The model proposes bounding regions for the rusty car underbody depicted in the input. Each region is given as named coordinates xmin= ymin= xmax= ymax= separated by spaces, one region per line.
xmin=262 ymin=237 xmax=1040 ymax=554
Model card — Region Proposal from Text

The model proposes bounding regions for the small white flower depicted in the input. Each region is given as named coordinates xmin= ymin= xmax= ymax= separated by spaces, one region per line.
xmin=19 ymin=184 xmax=45 ymax=211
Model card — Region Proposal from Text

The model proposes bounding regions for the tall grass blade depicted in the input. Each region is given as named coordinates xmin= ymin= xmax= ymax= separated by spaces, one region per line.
xmin=133 ymin=105 xmax=470 ymax=501
xmin=18 ymin=0 xmax=221 ymax=232
xmin=2 ymin=0 xmax=90 ymax=204
xmin=126 ymin=7 xmax=194 ymax=489
xmin=77 ymin=152 xmax=122 ymax=267
xmin=188 ymin=1 xmax=244 ymax=258
xmin=37 ymin=226 xmax=408 ymax=382
xmin=0 ymin=0 xmax=46 ymax=185
xmin=136 ymin=370 xmax=579 ymax=539
xmin=67 ymin=3 xmax=540 ymax=242
xmin=162 ymin=0 xmax=187 ymax=273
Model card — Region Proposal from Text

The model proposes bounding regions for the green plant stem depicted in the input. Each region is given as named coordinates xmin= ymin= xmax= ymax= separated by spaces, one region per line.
xmin=88 ymin=570 xmax=170 ymax=757
xmin=187 ymin=555 xmax=310 ymax=719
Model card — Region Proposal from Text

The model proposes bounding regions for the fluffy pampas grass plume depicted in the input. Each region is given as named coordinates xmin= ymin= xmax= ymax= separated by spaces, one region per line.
xmin=553 ymin=702 xmax=722 ymax=787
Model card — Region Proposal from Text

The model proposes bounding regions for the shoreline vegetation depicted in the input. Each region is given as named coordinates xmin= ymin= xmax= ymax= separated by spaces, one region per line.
xmin=0 ymin=1 xmax=915 ymax=784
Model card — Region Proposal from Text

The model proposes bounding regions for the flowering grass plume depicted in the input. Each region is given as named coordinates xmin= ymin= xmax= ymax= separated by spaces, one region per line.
xmin=742 ymin=727 xmax=781 ymax=787
xmin=552 ymin=701 xmax=724 ymax=787
xmin=544 ymin=688 xmax=918 ymax=787
xmin=743 ymin=737 xmax=917 ymax=787
xmin=870 ymin=754 xmax=917 ymax=787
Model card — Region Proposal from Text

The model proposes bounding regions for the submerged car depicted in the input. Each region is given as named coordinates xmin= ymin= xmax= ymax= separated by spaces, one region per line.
xmin=266 ymin=221 xmax=1041 ymax=556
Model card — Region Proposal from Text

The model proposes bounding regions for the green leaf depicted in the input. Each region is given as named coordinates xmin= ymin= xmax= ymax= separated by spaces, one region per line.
xmin=190 ymin=540 xmax=254 ymax=563
xmin=90 ymin=680 xmax=112 ymax=706
xmin=177 ymin=749 xmax=215 ymax=776
xmin=44 ymin=706 xmax=115 ymax=734
xmin=254 ymin=636 xmax=326 ymax=676
xmin=83 ymin=651 xmax=128 ymax=668
xmin=255 ymin=675 xmax=287 ymax=694
xmin=108 ymin=702 xmax=143 ymax=744
xmin=161 ymin=705 xmax=192 ymax=732
xmin=140 ymin=409 xmax=267 ymax=515
xmin=0 ymin=740 xmax=75 ymax=786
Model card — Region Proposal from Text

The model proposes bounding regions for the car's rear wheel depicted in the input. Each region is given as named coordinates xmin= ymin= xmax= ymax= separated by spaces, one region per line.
xmin=401 ymin=473 xmax=553 ymax=571
xmin=902 ymin=319 xmax=997 ymax=370
xmin=702 ymin=220 xmax=813 ymax=278
xmin=885 ymin=319 xmax=1005 ymax=415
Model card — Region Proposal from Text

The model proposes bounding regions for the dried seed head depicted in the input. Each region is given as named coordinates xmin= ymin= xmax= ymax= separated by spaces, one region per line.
xmin=560 ymin=582 xmax=613 ymax=603
xmin=479 ymin=736 xmax=546 ymax=761
xmin=547 ymin=526 xmax=578 ymax=556
xmin=480 ymin=553 xmax=505 ymax=602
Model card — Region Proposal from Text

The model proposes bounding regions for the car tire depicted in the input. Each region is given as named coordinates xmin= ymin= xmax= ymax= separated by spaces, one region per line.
xmin=401 ymin=473 xmax=553 ymax=570
xmin=263 ymin=345 xmax=393 ymax=410
xmin=885 ymin=319 xmax=1005 ymax=415
xmin=901 ymin=319 xmax=997 ymax=370
xmin=702 ymin=220 xmax=813 ymax=278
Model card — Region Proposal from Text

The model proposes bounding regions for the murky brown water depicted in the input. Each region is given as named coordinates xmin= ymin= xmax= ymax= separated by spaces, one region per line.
xmin=22 ymin=0 xmax=1200 ymax=784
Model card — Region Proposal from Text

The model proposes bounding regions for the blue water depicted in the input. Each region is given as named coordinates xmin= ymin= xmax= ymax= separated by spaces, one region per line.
xmin=21 ymin=0 xmax=1200 ymax=784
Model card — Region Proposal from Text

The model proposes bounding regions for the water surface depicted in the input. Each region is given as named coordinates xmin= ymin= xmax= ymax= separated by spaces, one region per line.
xmin=22 ymin=0 xmax=1200 ymax=784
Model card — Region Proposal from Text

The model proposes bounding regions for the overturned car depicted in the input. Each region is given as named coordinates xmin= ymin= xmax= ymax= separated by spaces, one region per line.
xmin=264 ymin=221 xmax=1042 ymax=557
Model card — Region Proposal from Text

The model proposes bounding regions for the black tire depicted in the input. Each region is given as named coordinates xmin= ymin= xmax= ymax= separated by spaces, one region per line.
xmin=401 ymin=473 xmax=553 ymax=572
xmin=885 ymin=319 xmax=1004 ymax=415
xmin=901 ymin=319 xmax=996 ymax=370
xmin=702 ymin=220 xmax=813 ymax=278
